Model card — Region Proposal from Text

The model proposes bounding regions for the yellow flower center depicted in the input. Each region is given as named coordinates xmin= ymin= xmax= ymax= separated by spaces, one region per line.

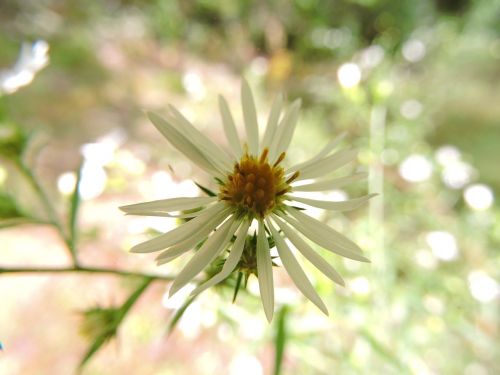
xmin=219 ymin=148 xmax=299 ymax=218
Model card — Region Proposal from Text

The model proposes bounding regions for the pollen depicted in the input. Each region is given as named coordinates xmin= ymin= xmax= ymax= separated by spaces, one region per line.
xmin=220 ymin=148 xmax=299 ymax=218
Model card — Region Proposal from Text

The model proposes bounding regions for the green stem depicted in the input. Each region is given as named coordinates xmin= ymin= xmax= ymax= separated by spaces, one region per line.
xmin=15 ymin=158 xmax=77 ymax=264
xmin=78 ymin=276 xmax=154 ymax=369
xmin=0 ymin=217 xmax=51 ymax=229
xmin=273 ymin=305 xmax=289 ymax=375
xmin=116 ymin=277 xmax=153 ymax=322
xmin=0 ymin=265 xmax=175 ymax=281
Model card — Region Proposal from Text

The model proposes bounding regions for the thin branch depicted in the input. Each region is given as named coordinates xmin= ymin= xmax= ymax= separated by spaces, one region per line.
xmin=15 ymin=158 xmax=78 ymax=264
xmin=0 ymin=265 xmax=176 ymax=281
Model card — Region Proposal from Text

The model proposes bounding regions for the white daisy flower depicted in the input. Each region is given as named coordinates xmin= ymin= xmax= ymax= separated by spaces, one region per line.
xmin=121 ymin=80 xmax=374 ymax=321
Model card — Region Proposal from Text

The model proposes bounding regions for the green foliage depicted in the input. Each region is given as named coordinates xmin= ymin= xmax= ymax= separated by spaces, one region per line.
xmin=273 ymin=305 xmax=289 ymax=375
xmin=0 ymin=191 xmax=24 ymax=219
xmin=0 ymin=122 xmax=29 ymax=160
xmin=167 ymin=296 xmax=197 ymax=336
xmin=79 ymin=278 xmax=152 ymax=369
xmin=68 ymin=162 xmax=83 ymax=260
xmin=232 ymin=271 xmax=244 ymax=303
xmin=80 ymin=307 xmax=118 ymax=342
xmin=195 ymin=181 xmax=217 ymax=197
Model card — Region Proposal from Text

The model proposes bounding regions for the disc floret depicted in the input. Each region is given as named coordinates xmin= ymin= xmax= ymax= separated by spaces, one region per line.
xmin=219 ymin=148 xmax=299 ymax=218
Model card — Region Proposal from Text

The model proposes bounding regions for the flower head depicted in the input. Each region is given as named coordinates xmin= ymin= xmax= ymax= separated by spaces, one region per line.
xmin=121 ymin=80 xmax=374 ymax=321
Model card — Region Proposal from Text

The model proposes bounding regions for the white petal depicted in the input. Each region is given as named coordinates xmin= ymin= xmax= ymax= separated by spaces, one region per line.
xmin=155 ymin=208 xmax=231 ymax=264
xmin=285 ymin=207 xmax=363 ymax=252
xmin=272 ymin=215 xmax=344 ymax=286
xmin=257 ymin=219 xmax=274 ymax=322
xmin=292 ymin=172 xmax=367 ymax=192
xmin=167 ymin=105 xmax=233 ymax=171
xmin=155 ymin=238 xmax=199 ymax=265
xmin=269 ymin=99 xmax=302 ymax=163
xmin=189 ymin=218 xmax=251 ymax=297
xmin=218 ymin=95 xmax=243 ymax=158
xmin=241 ymin=79 xmax=259 ymax=155
xmin=169 ymin=215 xmax=239 ymax=297
xmin=280 ymin=208 xmax=370 ymax=262
xmin=147 ymin=112 xmax=223 ymax=178
xmin=130 ymin=203 xmax=228 ymax=253
xmin=125 ymin=207 xmax=212 ymax=219
xmin=261 ymin=93 xmax=283 ymax=150
xmin=295 ymin=149 xmax=358 ymax=181
xmin=312 ymin=132 xmax=348 ymax=160
xmin=120 ymin=196 xmax=216 ymax=215
xmin=266 ymin=218 xmax=328 ymax=315
xmin=287 ymin=193 xmax=377 ymax=212
xmin=286 ymin=132 xmax=347 ymax=174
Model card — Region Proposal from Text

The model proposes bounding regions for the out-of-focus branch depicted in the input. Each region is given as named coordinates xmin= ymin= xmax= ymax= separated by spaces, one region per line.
xmin=15 ymin=158 xmax=78 ymax=264
xmin=0 ymin=265 xmax=175 ymax=281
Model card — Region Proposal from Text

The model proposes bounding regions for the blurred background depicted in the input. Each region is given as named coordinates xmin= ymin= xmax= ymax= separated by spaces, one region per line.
xmin=1 ymin=0 xmax=499 ymax=374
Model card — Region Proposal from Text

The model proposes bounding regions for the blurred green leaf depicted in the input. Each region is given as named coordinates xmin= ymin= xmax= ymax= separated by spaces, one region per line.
xmin=79 ymin=277 xmax=152 ymax=369
xmin=273 ymin=305 xmax=289 ymax=375
xmin=360 ymin=329 xmax=405 ymax=371
xmin=78 ymin=334 xmax=110 ymax=373
xmin=80 ymin=307 xmax=118 ymax=340
xmin=0 ymin=122 xmax=29 ymax=160
xmin=68 ymin=163 xmax=83 ymax=260
xmin=0 ymin=218 xmax=42 ymax=229
xmin=0 ymin=192 xmax=25 ymax=220
xmin=167 ymin=295 xmax=196 ymax=336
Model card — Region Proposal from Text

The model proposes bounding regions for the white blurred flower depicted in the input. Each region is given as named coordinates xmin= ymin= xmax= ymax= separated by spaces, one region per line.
xmin=464 ymin=363 xmax=489 ymax=375
xmin=464 ymin=184 xmax=494 ymax=211
xmin=435 ymin=145 xmax=461 ymax=166
xmin=399 ymin=154 xmax=433 ymax=182
xmin=79 ymin=161 xmax=107 ymax=200
xmin=402 ymin=39 xmax=426 ymax=62
xmin=229 ymin=354 xmax=263 ymax=375
xmin=423 ymin=295 xmax=445 ymax=315
xmin=468 ymin=271 xmax=499 ymax=303
xmin=0 ymin=40 xmax=49 ymax=95
xmin=434 ymin=145 xmax=475 ymax=189
xmin=442 ymin=161 xmax=474 ymax=189
xmin=360 ymin=45 xmax=385 ymax=69
xmin=415 ymin=249 xmax=438 ymax=270
xmin=250 ymin=57 xmax=269 ymax=76
xmin=425 ymin=231 xmax=459 ymax=261
xmin=350 ymin=276 xmax=371 ymax=296
xmin=400 ymin=99 xmax=423 ymax=120
xmin=177 ymin=300 xmax=202 ymax=338
xmin=337 ymin=63 xmax=361 ymax=88
xmin=81 ymin=143 xmax=115 ymax=167
xmin=57 ymin=172 xmax=77 ymax=195
xmin=162 ymin=283 xmax=196 ymax=309
xmin=182 ymin=71 xmax=206 ymax=101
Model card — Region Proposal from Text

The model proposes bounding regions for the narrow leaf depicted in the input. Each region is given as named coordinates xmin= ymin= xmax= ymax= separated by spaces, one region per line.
xmin=79 ymin=335 xmax=110 ymax=371
xmin=79 ymin=278 xmax=152 ymax=369
xmin=167 ymin=296 xmax=196 ymax=336
xmin=273 ymin=305 xmax=289 ymax=375
xmin=232 ymin=272 xmax=244 ymax=303
xmin=194 ymin=182 xmax=216 ymax=197
xmin=68 ymin=163 xmax=83 ymax=261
